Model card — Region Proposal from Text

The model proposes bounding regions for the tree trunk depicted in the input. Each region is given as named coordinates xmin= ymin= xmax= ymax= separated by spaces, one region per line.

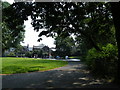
xmin=88 ymin=35 xmax=101 ymax=51
xmin=110 ymin=2 xmax=120 ymax=84
xmin=2 ymin=49 xmax=5 ymax=57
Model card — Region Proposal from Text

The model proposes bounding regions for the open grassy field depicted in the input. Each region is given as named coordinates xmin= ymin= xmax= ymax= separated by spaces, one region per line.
xmin=1 ymin=57 xmax=68 ymax=74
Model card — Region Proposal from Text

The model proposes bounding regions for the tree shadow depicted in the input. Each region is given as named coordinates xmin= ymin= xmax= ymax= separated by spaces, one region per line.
xmin=25 ymin=63 xmax=119 ymax=89
xmin=2 ymin=62 xmax=119 ymax=89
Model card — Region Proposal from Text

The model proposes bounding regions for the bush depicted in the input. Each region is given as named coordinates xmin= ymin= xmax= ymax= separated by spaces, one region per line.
xmin=6 ymin=52 xmax=16 ymax=57
xmin=25 ymin=51 xmax=33 ymax=58
xmin=86 ymin=43 xmax=118 ymax=78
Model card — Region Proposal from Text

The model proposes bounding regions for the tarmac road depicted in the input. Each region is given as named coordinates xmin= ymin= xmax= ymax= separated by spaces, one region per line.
xmin=2 ymin=61 xmax=119 ymax=89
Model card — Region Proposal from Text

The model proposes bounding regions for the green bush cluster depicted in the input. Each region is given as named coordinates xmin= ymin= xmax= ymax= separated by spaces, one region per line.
xmin=6 ymin=52 xmax=16 ymax=57
xmin=86 ymin=43 xmax=118 ymax=78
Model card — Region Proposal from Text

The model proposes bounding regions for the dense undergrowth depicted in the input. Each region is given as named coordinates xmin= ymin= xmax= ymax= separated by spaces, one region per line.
xmin=85 ymin=44 xmax=118 ymax=80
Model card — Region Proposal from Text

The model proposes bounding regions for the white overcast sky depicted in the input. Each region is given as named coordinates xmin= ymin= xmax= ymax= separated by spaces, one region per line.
xmin=2 ymin=0 xmax=55 ymax=48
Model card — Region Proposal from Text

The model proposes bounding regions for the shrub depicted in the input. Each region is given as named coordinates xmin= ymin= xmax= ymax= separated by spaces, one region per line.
xmin=6 ymin=52 xmax=16 ymax=57
xmin=86 ymin=43 xmax=118 ymax=78
xmin=25 ymin=51 xmax=33 ymax=58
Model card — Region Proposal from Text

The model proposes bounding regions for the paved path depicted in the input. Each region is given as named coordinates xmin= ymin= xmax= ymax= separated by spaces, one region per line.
xmin=2 ymin=61 xmax=119 ymax=89
xmin=42 ymin=58 xmax=81 ymax=61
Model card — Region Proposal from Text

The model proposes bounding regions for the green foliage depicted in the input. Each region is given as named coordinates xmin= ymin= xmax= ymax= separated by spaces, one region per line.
xmin=54 ymin=36 xmax=76 ymax=57
xmin=32 ymin=50 xmax=43 ymax=58
xmin=86 ymin=43 xmax=118 ymax=78
xmin=6 ymin=52 xmax=16 ymax=57
xmin=25 ymin=51 xmax=33 ymax=58
xmin=2 ymin=1 xmax=25 ymax=55
xmin=2 ymin=1 xmax=10 ymax=9
xmin=4 ymin=3 xmax=114 ymax=49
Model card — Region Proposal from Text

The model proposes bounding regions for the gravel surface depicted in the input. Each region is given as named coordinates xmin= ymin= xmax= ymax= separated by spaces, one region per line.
xmin=2 ymin=61 xmax=119 ymax=89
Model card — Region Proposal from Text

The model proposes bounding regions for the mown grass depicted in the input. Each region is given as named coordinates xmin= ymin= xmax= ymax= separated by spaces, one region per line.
xmin=1 ymin=57 xmax=68 ymax=74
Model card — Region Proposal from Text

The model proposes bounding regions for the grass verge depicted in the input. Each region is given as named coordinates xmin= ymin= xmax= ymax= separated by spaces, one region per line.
xmin=1 ymin=57 xmax=68 ymax=74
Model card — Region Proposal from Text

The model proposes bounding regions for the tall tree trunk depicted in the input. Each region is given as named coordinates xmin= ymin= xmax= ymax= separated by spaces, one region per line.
xmin=110 ymin=2 xmax=120 ymax=84
xmin=89 ymin=35 xmax=101 ymax=51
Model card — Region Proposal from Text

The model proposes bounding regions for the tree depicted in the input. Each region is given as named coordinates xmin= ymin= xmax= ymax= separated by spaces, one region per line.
xmin=32 ymin=2 xmax=115 ymax=52
xmin=54 ymin=36 xmax=75 ymax=57
xmin=110 ymin=2 xmax=120 ymax=84
xmin=4 ymin=2 xmax=115 ymax=50
xmin=14 ymin=45 xmax=24 ymax=57
xmin=2 ymin=22 xmax=25 ymax=55
xmin=2 ymin=1 xmax=25 ymax=55
xmin=2 ymin=1 xmax=10 ymax=9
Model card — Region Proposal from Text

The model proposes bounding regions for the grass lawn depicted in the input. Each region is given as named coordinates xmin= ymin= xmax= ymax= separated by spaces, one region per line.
xmin=1 ymin=57 xmax=68 ymax=74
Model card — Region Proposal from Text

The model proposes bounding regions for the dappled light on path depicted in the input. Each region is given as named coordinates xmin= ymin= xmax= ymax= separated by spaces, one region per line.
xmin=2 ymin=62 xmax=119 ymax=88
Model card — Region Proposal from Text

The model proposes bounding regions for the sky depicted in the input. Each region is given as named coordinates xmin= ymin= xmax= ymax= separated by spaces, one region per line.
xmin=2 ymin=0 xmax=55 ymax=48
xmin=21 ymin=17 xmax=55 ymax=48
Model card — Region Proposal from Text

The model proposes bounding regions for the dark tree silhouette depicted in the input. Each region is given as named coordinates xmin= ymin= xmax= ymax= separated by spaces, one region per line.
xmin=110 ymin=2 xmax=120 ymax=84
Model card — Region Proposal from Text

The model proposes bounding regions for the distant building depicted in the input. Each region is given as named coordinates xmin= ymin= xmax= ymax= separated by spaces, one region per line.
xmin=33 ymin=44 xmax=45 ymax=51
xmin=42 ymin=46 xmax=49 ymax=52
xmin=23 ymin=46 xmax=29 ymax=52
xmin=28 ymin=47 xmax=33 ymax=51
xmin=4 ymin=44 xmax=54 ymax=58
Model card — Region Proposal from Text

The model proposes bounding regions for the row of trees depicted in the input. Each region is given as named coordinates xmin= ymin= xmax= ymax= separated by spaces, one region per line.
xmin=2 ymin=2 xmax=120 ymax=84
